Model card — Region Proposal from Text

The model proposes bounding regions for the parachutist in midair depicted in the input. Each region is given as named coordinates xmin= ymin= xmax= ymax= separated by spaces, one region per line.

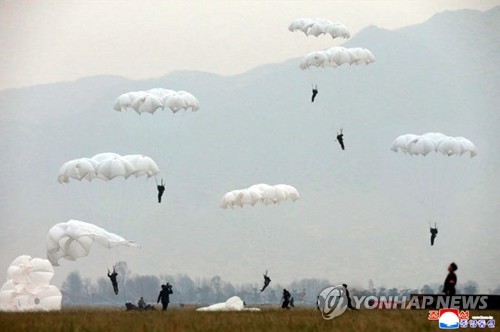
xmin=311 ymin=85 xmax=318 ymax=103
xmin=157 ymin=179 xmax=165 ymax=203
xmin=430 ymin=223 xmax=438 ymax=246
xmin=107 ymin=266 xmax=118 ymax=295
xmin=260 ymin=271 xmax=271 ymax=292
xmin=336 ymin=129 xmax=345 ymax=150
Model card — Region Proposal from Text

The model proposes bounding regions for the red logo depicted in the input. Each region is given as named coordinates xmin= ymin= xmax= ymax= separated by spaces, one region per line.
xmin=428 ymin=310 xmax=439 ymax=320
xmin=439 ymin=308 xmax=459 ymax=317
xmin=429 ymin=309 xmax=470 ymax=320
xmin=458 ymin=310 xmax=469 ymax=320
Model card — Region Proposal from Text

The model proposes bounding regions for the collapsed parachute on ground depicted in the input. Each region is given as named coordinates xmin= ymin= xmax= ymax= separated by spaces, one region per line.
xmin=196 ymin=296 xmax=261 ymax=312
xmin=0 ymin=255 xmax=62 ymax=311
xmin=46 ymin=220 xmax=140 ymax=266
xmin=288 ymin=18 xmax=350 ymax=39
xmin=113 ymin=88 xmax=200 ymax=114
xmin=390 ymin=132 xmax=477 ymax=157
xmin=300 ymin=46 xmax=375 ymax=70
xmin=220 ymin=184 xmax=300 ymax=209
xmin=57 ymin=153 xmax=159 ymax=183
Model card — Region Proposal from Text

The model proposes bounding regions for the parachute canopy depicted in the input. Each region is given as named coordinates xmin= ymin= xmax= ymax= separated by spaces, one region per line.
xmin=46 ymin=220 xmax=140 ymax=266
xmin=57 ymin=153 xmax=159 ymax=183
xmin=0 ymin=255 xmax=62 ymax=311
xmin=220 ymin=184 xmax=300 ymax=209
xmin=113 ymin=88 xmax=200 ymax=114
xmin=391 ymin=132 xmax=477 ymax=157
xmin=300 ymin=46 xmax=375 ymax=70
xmin=288 ymin=18 xmax=350 ymax=39
xmin=196 ymin=296 xmax=261 ymax=312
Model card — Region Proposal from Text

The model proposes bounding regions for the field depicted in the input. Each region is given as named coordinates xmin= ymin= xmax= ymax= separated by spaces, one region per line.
xmin=1 ymin=308 xmax=497 ymax=332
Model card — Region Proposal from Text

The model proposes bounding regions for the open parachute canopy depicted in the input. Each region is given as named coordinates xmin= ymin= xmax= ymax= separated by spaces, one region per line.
xmin=391 ymin=132 xmax=477 ymax=157
xmin=300 ymin=46 xmax=376 ymax=70
xmin=220 ymin=184 xmax=300 ymax=209
xmin=46 ymin=220 xmax=140 ymax=266
xmin=288 ymin=18 xmax=350 ymax=39
xmin=0 ymin=255 xmax=62 ymax=311
xmin=57 ymin=153 xmax=160 ymax=183
xmin=113 ymin=88 xmax=200 ymax=114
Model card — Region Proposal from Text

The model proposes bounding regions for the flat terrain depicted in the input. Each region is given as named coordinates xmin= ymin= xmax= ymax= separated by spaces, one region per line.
xmin=1 ymin=308 xmax=497 ymax=332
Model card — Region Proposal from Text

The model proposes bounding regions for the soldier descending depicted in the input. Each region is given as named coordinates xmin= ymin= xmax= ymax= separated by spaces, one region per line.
xmin=430 ymin=223 xmax=438 ymax=246
xmin=157 ymin=179 xmax=165 ymax=203
xmin=260 ymin=271 xmax=271 ymax=292
xmin=336 ymin=129 xmax=345 ymax=150
xmin=107 ymin=266 xmax=118 ymax=295
xmin=311 ymin=85 xmax=318 ymax=103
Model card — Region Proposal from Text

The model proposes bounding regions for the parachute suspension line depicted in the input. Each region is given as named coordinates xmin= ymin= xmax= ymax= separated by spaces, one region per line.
xmin=436 ymin=155 xmax=453 ymax=224
xmin=157 ymin=111 xmax=175 ymax=162
xmin=164 ymin=110 xmax=188 ymax=185
xmin=117 ymin=180 xmax=129 ymax=225
xmin=416 ymin=156 xmax=427 ymax=214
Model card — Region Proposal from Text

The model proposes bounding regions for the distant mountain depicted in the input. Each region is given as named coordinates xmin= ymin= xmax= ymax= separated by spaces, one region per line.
xmin=0 ymin=7 xmax=498 ymax=291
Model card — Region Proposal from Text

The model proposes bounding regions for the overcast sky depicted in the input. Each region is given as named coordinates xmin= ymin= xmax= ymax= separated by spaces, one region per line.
xmin=1 ymin=0 xmax=499 ymax=91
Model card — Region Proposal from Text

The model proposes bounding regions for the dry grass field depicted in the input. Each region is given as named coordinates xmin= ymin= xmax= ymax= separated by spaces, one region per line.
xmin=1 ymin=308 xmax=497 ymax=332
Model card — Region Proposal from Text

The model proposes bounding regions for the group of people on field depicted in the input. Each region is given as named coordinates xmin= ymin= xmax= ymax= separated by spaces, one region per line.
xmin=112 ymin=262 xmax=458 ymax=311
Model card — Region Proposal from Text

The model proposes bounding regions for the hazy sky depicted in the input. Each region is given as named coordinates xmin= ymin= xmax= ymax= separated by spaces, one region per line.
xmin=1 ymin=0 xmax=499 ymax=91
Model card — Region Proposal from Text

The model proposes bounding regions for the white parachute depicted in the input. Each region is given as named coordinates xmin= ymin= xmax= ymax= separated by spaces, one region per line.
xmin=391 ymin=132 xmax=477 ymax=157
xmin=390 ymin=132 xmax=477 ymax=225
xmin=300 ymin=46 xmax=376 ymax=70
xmin=46 ymin=220 xmax=140 ymax=266
xmin=196 ymin=296 xmax=261 ymax=312
xmin=113 ymin=88 xmax=200 ymax=114
xmin=220 ymin=184 xmax=300 ymax=209
xmin=0 ymin=255 xmax=62 ymax=311
xmin=57 ymin=153 xmax=159 ymax=183
xmin=288 ymin=18 xmax=350 ymax=39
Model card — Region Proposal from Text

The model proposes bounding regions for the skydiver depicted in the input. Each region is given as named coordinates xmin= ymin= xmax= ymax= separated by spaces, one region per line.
xmin=336 ymin=129 xmax=345 ymax=150
xmin=342 ymin=284 xmax=356 ymax=310
xmin=311 ymin=85 xmax=318 ymax=103
xmin=260 ymin=271 xmax=271 ymax=292
xmin=157 ymin=179 xmax=165 ymax=203
xmin=282 ymin=289 xmax=291 ymax=309
xmin=430 ymin=223 xmax=438 ymax=246
xmin=107 ymin=266 xmax=119 ymax=295
xmin=442 ymin=262 xmax=458 ymax=296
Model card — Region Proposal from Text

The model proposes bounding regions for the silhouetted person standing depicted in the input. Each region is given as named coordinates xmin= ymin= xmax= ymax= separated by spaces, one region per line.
xmin=138 ymin=297 xmax=146 ymax=309
xmin=282 ymin=289 xmax=291 ymax=309
xmin=311 ymin=85 xmax=318 ymax=103
xmin=157 ymin=283 xmax=173 ymax=311
xmin=336 ymin=129 xmax=345 ymax=150
xmin=260 ymin=271 xmax=271 ymax=292
xmin=342 ymin=284 xmax=356 ymax=310
xmin=107 ymin=267 xmax=118 ymax=295
xmin=157 ymin=179 xmax=165 ymax=203
xmin=430 ymin=224 xmax=438 ymax=246
xmin=443 ymin=263 xmax=458 ymax=296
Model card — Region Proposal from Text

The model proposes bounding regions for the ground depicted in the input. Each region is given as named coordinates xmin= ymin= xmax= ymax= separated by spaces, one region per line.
xmin=2 ymin=308 xmax=497 ymax=331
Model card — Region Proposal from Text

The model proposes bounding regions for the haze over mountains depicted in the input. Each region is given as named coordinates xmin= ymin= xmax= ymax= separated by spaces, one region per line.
xmin=0 ymin=7 xmax=498 ymax=291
